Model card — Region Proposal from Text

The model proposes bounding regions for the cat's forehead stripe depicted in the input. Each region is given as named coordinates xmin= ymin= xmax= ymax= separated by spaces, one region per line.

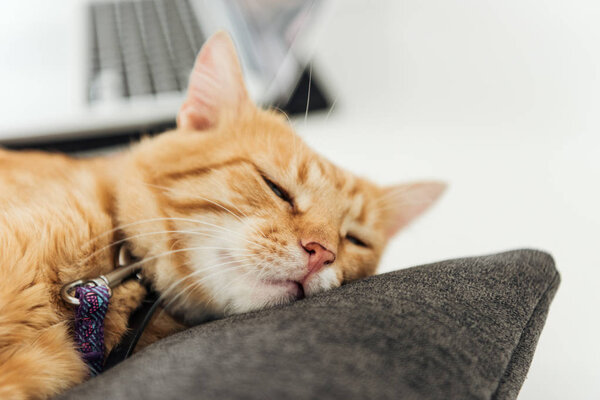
xmin=159 ymin=157 xmax=250 ymax=182
xmin=305 ymin=158 xmax=347 ymax=191
xmin=296 ymin=160 xmax=309 ymax=184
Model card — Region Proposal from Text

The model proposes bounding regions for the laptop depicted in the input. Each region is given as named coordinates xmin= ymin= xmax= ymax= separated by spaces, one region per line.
xmin=0 ymin=0 xmax=330 ymax=146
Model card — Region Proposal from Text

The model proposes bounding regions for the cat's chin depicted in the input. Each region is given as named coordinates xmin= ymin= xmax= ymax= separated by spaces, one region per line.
xmin=262 ymin=279 xmax=305 ymax=300
xmin=213 ymin=278 xmax=305 ymax=317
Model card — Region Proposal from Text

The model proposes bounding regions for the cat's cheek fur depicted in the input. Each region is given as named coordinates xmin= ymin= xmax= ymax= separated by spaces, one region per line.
xmin=173 ymin=214 xmax=342 ymax=316
xmin=195 ymin=243 xmax=306 ymax=315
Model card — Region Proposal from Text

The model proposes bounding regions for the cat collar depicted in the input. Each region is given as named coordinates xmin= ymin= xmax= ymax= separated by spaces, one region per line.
xmin=60 ymin=244 xmax=155 ymax=375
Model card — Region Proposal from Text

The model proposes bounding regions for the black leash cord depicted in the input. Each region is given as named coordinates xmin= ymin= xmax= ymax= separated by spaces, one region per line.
xmin=103 ymin=288 xmax=160 ymax=370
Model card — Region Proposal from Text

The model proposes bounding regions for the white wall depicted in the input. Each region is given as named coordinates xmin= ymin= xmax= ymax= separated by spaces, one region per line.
xmin=295 ymin=1 xmax=600 ymax=399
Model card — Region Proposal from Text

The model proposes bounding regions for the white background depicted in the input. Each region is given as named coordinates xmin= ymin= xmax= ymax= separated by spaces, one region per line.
xmin=294 ymin=1 xmax=600 ymax=399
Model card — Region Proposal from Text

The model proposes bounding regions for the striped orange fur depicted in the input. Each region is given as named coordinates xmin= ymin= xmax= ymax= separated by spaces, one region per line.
xmin=0 ymin=32 xmax=445 ymax=399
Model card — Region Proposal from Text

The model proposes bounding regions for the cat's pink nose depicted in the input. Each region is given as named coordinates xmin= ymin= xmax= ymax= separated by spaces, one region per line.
xmin=302 ymin=241 xmax=336 ymax=274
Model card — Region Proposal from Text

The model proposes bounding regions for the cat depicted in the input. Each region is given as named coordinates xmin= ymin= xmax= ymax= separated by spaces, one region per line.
xmin=0 ymin=31 xmax=445 ymax=399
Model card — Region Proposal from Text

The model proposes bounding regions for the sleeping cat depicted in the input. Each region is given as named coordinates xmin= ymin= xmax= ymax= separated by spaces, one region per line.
xmin=0 ymin=31 xmax=445 ymax=399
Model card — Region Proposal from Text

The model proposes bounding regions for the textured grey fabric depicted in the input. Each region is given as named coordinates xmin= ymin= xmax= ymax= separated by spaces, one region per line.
xmin=58 ymin=249 xmax=559 ymax=400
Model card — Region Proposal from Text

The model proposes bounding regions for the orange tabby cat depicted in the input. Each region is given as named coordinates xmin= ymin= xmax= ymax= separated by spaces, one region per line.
xmin=0 ymin=32 xmax=445 ymax=399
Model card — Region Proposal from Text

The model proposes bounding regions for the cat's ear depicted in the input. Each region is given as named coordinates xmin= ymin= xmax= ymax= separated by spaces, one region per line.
xmin=177 ymin=31 xmax=250 ymax=131
xmin=381 ymin=181 xmax=447 ymax=238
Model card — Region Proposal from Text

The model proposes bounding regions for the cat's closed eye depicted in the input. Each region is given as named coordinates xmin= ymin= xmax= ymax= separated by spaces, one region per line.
xmin=262 ymin=175 xmax=293 ymax=207
xmin=346 ymin=234 xmax=369 ymax=248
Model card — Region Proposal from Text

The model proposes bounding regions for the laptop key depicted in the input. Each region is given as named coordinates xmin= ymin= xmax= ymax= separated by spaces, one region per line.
xmin=135 ymin=0 xmax=179 ymax=94
xmin=155 ymin=0 xmax=195 ymax=89
xmin=116 ymin=1 xmax=153 ymax=97
xmin=92 ymin=3 xmax=126 ymax=100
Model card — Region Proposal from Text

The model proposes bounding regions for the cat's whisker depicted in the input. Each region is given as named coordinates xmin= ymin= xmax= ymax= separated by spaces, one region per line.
xmin=147 ymin=217 xmax=266 ymax=249
xmin=173 ymin=224 xmax=267 ymax=251
xmin=201 ymin=228 xmax=267 ymax=252
xmin=157 ymin=262 xmax=256 ymax=320
xmin=324 ymin=96 xmax=339 ymax=122
xmin=271 ymin=106 xmax=292 ymax=125
xmin=144 ymin=182 xmax=245 ymax=225
xmin=164 ymin=266 xmax=251 ymax=316
xmin=200 ymin=174 xmax=262 ymax=227
xmin=254 ymin=259 xmax=273 ymax=282
xmin=200 ymin=255 xmax=270 ymax=311
xmin=155 ymin=257 xmax=251 ymax=306
xmin=168 ymin=212 xmax=268 ymax=249
xmin=143 ymin=181 xmax=269 ymax=241
xmin=78 ymin=216 xmax=248 ymax=251
xmin=304 ymin=62 xmax=312 ymax=125
xmin=74 ymin=228 xmax=248 ymax=269
xmin=198 ymin=200 xmax=268 ymax=241
xmin=168 ymin=253 xmax=270 ymax=314
xmin=106 ymin=245 xmax=253 ymax=282
xmin=159 ymin=255 xmax=252 ymax=300
xmin=108 ymin=216 xmax=266 ymax=251
xmin=203 ymin=266 xmax=260 ymax=309
xmin=168 ymin=217 xmax=265 ymax=248
xmin=246 ymin=260 xmax=278 ymax=303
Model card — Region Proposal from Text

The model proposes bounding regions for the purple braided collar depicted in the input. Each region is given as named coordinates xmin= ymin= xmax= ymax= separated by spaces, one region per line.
xmin=74 ymin=285 xmax=111 ymax=376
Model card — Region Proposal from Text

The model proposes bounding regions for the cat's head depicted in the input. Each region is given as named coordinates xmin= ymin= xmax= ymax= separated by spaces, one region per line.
xmin=117 ymin=32 xmax=445 ymax=322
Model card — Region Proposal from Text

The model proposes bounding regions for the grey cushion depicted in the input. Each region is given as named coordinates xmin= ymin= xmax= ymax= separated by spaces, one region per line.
xmin=58 ymin=249 xmax=559 ymax=400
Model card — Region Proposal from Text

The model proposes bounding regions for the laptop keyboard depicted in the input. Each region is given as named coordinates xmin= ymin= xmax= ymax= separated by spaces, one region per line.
xmin=88 ymin=0 xmax=204 ymax=103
